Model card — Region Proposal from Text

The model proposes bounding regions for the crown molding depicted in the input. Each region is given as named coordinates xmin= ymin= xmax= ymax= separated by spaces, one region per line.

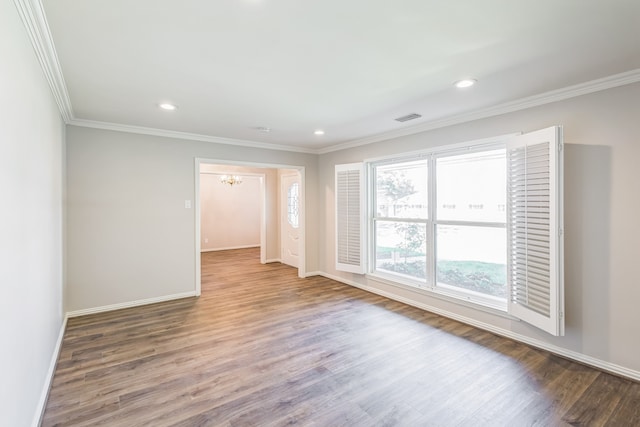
xmin=14 ymin=0 xmax=320 ymax=155
xmin=13 ymin=0 xmax=73 ymax=122
xmin=318 ymin=68 xmax=640 ymax=154
xmin=68 ymin=118 xmax=320 ymax=154
xmin=14 ymin=0 xmax=640 ymax=156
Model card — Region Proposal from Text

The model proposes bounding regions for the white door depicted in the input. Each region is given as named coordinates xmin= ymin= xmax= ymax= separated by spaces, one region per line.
xmin=281 ymin=173 xmax=300 ymax=268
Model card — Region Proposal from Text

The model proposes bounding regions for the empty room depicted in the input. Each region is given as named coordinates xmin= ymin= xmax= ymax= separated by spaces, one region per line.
xmin=3 ymin=0 xmax=640 ymax=426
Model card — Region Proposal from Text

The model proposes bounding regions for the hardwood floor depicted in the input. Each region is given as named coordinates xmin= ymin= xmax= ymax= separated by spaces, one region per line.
xmin=42 ymin=248 xmax=639 ymax=426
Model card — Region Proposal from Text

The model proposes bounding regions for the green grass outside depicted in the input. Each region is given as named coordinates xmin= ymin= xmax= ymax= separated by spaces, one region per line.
xmin=436 ymin=260 xmax=506 ymax=284
xmin=377 ymin=247 xmax=507 ymax=298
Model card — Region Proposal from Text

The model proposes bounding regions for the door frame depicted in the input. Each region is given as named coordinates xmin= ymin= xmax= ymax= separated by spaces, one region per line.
xmin=194 ymin=158 xmax=306 ymax=296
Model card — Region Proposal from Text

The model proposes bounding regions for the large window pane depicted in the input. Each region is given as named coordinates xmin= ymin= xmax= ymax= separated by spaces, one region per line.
xmin=436 ymin=225 xmax=506 ymax=299
xmin=437 ymin=150 xmax=506 ymax=223
xmin=375 ymin=221 xmax=426 ymax=280
xmin=376 ymin=160 xmax=428 ymax=219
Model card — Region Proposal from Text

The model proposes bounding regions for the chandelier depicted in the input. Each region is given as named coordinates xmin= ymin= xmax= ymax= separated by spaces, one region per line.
xmin=220 ymin=175 xmax=243 ymax=186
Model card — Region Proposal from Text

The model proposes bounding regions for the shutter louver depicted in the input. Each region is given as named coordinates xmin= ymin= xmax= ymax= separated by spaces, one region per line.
xmin=336 ymin=163 xmax=365 ymax=274
xmin=507 ymin=126 xmax=564 ymax=336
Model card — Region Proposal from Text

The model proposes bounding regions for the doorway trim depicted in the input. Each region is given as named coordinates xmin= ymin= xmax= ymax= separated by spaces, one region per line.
xmin=194 ymin=158 xmax=306 ymax=296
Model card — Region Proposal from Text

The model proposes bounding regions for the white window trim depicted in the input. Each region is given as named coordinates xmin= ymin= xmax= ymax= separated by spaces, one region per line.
xmin=430 ymin=144 xmax=510 ymax=309
xmin=368 ymin=138 xmax=511 ymax=310
xmin=360 ymin=128 xmax=564 ymax=336
xmin=365 ymin=272 xmax=515 ymax=318
xmin=363 ymin=133 xmax=519 ymax=164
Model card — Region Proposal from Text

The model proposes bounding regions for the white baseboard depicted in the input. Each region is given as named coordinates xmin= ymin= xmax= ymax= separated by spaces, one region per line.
xmin=303 ymin=271 xmax=322 ymax=278
xmin=66 ymin=291 xmax=197 ymax=318
xmin=318 ymin=271 xmax=640 ymax=382
xmin=200 ymin=245 xmax=259 ymax=253
xmin=32 ymin=291 xmax=196 ymax=424
xmin=264 ymin=258 xmax=282 ymax=264
xmin=32 ymin=271 xmax=638 ymax=426
xmin=32 ymin=314 xmax=68 ymax=427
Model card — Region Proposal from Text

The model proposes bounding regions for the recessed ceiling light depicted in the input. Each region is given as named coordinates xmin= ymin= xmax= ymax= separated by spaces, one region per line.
xmin=314 ymin=130 xmax=325 ymax=135
xmin=454 ymin=79 xmax=477 ymax=88
xmin=159 ymin=103 xmax=177 ymax=111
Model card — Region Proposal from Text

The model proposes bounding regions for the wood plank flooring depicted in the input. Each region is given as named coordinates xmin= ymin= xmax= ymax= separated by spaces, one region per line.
xmin=42 ymin=248 xmax=639 ymax=426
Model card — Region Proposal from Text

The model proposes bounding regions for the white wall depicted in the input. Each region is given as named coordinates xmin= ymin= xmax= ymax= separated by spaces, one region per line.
xmin=0 ymin=2 xmax=65 ymax=426
xmin=65 ymin=126 xmax=318 ymax=312
xmin=318 ymin=82 xmax=640 ymax=376
xmin=200 ymin=164 xmax=281 ymax=259
xmin=200 ymin=170 xmax=262 ymax=251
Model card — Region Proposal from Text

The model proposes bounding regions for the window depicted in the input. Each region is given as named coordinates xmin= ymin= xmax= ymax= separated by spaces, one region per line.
xmin=336 ymin=126 xmax=564 ymax=335
xmin=287 ymin=182 xmax=299 ymax=228
xmin=435 ymin=149 xmax=507 ymax=306
xmin=371 ymin=152 xmax=510 ymax=307
xmin=374 ymin=159 xmax=428 ymax=282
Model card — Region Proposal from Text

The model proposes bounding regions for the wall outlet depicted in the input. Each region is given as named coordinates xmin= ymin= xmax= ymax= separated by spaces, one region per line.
xmin=204 ymin=238 xmax=209 ymax=244
xmin=184 ymin=200 xmax=192 ymax=209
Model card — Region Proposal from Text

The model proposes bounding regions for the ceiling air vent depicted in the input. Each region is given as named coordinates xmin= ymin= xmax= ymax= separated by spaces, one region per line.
xmin=394 ymin=113 xmax=422 ymax=122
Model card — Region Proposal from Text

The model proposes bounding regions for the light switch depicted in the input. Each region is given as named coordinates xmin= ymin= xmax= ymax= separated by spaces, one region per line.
xmin=184 ymin=200 xmax=192 ymax=209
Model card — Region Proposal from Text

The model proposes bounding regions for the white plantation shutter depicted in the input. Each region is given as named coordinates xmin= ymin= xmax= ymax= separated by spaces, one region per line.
xmin=507 ymin=126 xmax=564 ymax=336
xmin=335 ymin=163 xmax=366 ymax=274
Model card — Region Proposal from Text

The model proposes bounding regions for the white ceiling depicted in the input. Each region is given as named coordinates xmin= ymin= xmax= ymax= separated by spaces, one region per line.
xmin=40 ymin=0 xmax=640 ymax=152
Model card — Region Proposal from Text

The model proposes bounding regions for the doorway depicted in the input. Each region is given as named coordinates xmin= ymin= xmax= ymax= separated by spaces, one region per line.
xmin=194 ymin=159 xmax=306 ymax=296
xmin=200 ymin=170 xmax=264 ymax=254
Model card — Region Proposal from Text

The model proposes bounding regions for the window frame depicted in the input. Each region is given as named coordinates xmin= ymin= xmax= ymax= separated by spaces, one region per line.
xmin=371 ymin=156 xmax=430 ymax=288
xmin=359 ymin=128 xmax=563 ymax=336
xmin=334 ymin=127 xmax=563 ymax=335
xmin=369 ymin=141 xmax=510 ymax=310
xmin=432 ymin=144 xmax=509 ymax=310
